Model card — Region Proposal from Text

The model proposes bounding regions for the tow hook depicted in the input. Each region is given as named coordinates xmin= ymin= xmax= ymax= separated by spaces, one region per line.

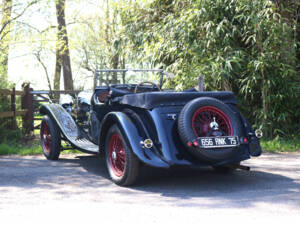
xmin=229 ymin=164 xmax=251 ymax=171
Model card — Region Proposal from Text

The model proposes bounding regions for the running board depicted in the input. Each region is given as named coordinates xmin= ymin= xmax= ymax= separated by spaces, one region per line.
xmin=40 ymin=104 xmax=99 ymax=154
xmin=67 ymin=136 xmax=99 ymax=153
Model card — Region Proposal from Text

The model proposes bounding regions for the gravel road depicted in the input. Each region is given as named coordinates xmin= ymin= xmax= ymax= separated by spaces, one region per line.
xmin=0 ymin=153 xmax=300 ymax=225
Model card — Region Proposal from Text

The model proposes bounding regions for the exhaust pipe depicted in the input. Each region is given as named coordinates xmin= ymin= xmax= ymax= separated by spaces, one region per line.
xmin=229 ymin=164 xmax=251 ymax=171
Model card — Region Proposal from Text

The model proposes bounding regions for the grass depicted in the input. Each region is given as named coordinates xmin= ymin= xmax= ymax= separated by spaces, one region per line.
xmin=261 ymin=138 xmax=300 ymax=153
xmin=0 ymin=142 xmax=41 ymax=155
xmin=0 ymin=116 xmax=83 ymax=156
xmin=0 ymin=140 xmax=82 ymax=156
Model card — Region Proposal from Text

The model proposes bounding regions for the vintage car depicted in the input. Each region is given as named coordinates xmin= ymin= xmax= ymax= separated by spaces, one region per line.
xmin=39 ymin=69 xmax=262 ymax=186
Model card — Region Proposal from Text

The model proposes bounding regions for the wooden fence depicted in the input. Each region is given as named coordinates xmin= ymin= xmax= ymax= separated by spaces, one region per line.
xmin=0 ymin=83 xmax=81 ymax=135
xmin=0 ymin=84 xmax=30 ymax=130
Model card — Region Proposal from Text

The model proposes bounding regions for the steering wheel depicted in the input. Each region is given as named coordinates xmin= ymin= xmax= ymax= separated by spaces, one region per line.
xmin=134 ymin=81 xmax=161 ymax=93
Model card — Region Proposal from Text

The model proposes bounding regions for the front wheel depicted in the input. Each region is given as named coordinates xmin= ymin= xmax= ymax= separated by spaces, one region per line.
xmin=40 ymin=115 xmax=61 ymax=160
xmin=105 ymin=124 xmax=139 ymax=186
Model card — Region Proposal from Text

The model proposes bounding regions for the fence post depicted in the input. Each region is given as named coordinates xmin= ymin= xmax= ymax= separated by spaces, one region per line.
xmin=21 ymin=83 xmax=34 ymax=135
xmin=10 ymin=86 xmax=17 ymax=129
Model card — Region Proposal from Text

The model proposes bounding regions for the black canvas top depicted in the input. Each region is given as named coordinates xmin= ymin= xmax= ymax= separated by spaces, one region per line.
xmin=111 ymin=91 xmax=237 ymax=109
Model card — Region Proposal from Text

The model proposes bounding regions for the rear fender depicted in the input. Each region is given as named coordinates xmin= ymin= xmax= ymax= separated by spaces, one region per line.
xmin=228 ymin=105 xmax=262 ymax=157
xmin=239 ymin=114 xmax=262 ymax=157
xmin=99 ymin=112 xmax=169 ymax=168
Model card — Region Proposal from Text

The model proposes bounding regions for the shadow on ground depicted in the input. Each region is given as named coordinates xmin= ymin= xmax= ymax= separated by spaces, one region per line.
xmin=1 ymin=154 xmax=299 ymax=208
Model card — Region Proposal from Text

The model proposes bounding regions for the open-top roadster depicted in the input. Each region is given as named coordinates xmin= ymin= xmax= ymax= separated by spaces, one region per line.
xmin=40 ymin=69 xmax=262 ymax=186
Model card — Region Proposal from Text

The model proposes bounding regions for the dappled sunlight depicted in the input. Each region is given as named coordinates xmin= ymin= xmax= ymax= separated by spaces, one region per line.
xmin=0 ymin=154 xmax=300 ymax=210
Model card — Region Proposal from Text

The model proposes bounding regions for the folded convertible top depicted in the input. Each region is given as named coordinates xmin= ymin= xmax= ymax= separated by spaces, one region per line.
xmin=111 ymin=91 xmax=237 ymax=109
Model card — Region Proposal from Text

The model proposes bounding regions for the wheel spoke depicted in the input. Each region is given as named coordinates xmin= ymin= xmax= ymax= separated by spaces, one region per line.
xmin=192 ymin=106 xmax=233 ymax=137
xmin=41 ymin=122 xmax=51 ymax=155
xmin=108 ymin=133 xmax=126 ymax=177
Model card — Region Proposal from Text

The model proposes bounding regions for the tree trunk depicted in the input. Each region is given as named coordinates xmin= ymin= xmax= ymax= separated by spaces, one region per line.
xmin=121 ymin=55 xmax=126 ymax=84
xmin=261 ymin=71 xmax=270 ymax=138
xmin=296 ymin=3 xmax=300 ymax=71
xmin=111 ymin=53 xmax=119 ymax=83
xmin=34 ymin=51 xmax=53 ymax=96
xmin=53 ymin=43 xmax=62 ymax=91
xmin=55 ymin=0 xmax=73 ymax=91
xmin=0 ymin=0 xmax=13 ymax=81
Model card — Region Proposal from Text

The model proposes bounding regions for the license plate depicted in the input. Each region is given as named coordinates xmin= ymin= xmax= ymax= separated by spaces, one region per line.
xmin=197 ymin=136 xmax=239 ymax=149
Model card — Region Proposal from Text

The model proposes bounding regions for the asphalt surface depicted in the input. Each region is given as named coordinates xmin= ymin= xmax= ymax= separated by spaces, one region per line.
xmin=0 ymin=153 xmax=300 ymax=225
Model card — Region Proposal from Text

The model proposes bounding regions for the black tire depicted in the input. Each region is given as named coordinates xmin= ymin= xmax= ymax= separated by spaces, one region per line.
xmin=178 ymin=97 xmax=243 ymax=162
xmin=105 ymin=124 xmax=139 ymax=186
xmin=40 ymin=115 xmax=61 ymax=160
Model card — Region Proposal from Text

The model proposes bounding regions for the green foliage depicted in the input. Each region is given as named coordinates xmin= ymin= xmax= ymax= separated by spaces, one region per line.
xmin=261 ymin=138 xmax=300 ymax=152
xmin=0 ymin=123 xmax=22 ymax=144
xmin=0 ymin=143 xmax=40 ymax=155
xmin=0 ymin=140 xmax=83 ymax=156
xmin=119 ymin=0 xmax=300 ymax=138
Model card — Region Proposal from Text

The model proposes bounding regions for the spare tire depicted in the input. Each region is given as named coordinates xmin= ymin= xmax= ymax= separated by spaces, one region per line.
xmin=178 ymin=97 xmax=243 ymax=162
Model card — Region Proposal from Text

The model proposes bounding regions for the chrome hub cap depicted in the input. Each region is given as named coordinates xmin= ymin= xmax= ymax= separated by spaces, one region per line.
xmin=112 ymin=151 xmax=117 ymax=160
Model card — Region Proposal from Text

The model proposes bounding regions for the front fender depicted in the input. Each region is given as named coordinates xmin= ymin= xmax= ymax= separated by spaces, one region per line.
xmin=40 ymin=104 xmax=99 ymax=153
xmin=40 ymin=104 xmax=79 ymax=138
xmin=99 ymin=112 xmax=170 ymax=168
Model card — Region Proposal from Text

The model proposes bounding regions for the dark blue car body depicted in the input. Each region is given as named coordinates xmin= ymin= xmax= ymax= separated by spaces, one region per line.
xmin=40 ymin=70 xmax=261 ymax=185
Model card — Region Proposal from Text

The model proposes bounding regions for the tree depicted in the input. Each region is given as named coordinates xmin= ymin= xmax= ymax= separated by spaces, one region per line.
xmin=34 ymin=49 xmax=53 ymax=93
xmin=54 ymin=0 xmax=73 ymax=90
xmin=0 ymin=0 xmax=13 ymax=82
xmin=273 ymin=0 xmax=300 ymax=71
xmin=0 ymin=0 xmax=38 ymax=82
xmin=119 ymin=0 xmax=300 ymax=138
xmin=73 ymin=0 xmax=131 ymax=86
xmin=0 ymin=0 xmax=38 ymax=135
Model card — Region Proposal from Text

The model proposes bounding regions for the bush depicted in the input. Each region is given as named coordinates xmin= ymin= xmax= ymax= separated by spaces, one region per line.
xmin=0 ymin=121 xmax=22 ymax=144
xmin=119 ymin=0 xmax=300 ymax=138
xmin=261 ymin=137 xmax=300 ymax=152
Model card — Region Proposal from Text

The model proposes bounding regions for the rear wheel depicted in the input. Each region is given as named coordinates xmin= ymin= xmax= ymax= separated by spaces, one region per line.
xmin=40 ymin=115 xmax=61 ymax=160
xmin=105 ymin=124 xmax=139 ymax=186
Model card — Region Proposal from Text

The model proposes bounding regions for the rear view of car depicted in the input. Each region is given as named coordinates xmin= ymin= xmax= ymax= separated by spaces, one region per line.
xmin=39 ymin=69 xmax=262 ymax=186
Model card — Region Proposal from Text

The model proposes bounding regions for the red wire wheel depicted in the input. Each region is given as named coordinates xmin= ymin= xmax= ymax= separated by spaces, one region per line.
xmin=192 ymin=106 xmax=233 ymax=137
xmin=41 ymin=121 xmax=51 ymax=155
xmin=108 ymin=133 xmax=126 ymax=177
xmin=40 ymin=116 xmax=61 ymax=160
xmin=178 ymin=97 xmax=243 ymax=162
xmin=105 ymin=124 xmax=139 ymax=186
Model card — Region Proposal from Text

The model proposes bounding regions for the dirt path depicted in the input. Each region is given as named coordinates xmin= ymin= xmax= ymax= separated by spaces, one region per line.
xmin=0 ymin=153 xmax=300 ymax=225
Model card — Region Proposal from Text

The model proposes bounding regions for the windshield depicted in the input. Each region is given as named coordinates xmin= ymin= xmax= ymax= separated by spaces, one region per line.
xmin=94 ymin=69 xmax=164 ymax=89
